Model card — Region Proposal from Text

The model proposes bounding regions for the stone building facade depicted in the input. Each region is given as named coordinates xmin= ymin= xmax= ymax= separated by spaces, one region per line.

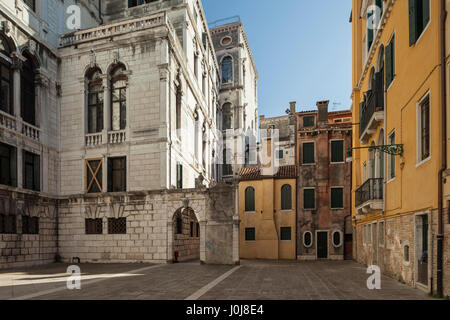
xmin=296 ymin=102 xmax=353 ymax=260
xmin=0 ymin=0 xmax=252 ymax=268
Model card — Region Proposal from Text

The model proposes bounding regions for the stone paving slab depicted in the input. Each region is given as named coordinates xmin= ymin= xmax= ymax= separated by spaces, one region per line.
xmin=0 ymin=260 xmax=433 ymax=300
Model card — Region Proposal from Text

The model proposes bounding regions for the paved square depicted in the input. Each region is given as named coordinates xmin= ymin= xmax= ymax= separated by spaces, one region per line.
xmin=0 ymin=260 xmax=432 ymax=300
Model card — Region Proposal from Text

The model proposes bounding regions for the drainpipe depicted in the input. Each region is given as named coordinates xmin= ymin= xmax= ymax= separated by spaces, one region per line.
xmin=437 ymin=0 xmax=447 ymax=299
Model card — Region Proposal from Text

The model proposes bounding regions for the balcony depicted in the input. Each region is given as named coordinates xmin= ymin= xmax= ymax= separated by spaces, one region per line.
xmin=355 ymin=178 xmax=384 ymax=215
xmin=85 ymin=130 xmax=127 ymax=147
xmin=359 ymin=72 xmax=384 ymax=144
xmin=0 ymin=110 xmax=41 ymax=142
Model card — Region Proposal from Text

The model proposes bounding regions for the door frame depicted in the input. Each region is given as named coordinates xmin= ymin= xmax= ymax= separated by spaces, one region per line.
xmin=414 ymin=211 xmax=431 ymax=290
xmin=315 ymin=230 xmax=329 ymax=259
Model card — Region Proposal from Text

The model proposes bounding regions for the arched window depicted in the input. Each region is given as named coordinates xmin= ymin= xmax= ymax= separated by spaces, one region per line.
xmin=281 ymin=184 xmax=292 ymax=210
xmin=303 ymin=231 xmax=312 ymax=247
xmin=245 ymin=187 xmax=255 ymax=212
xmin=110 ymin=64 xmax=127 ymax=131
xmin=0 ymin=35 xmax=12 ymax=115
xmin=222 ymin=103 xmax=233 ymax=130
xmin=21 ymin=51 xmax=36 ymax=125
xmin=221 ymin=56 xmax=232 ymax=84
xmin=86 ymin=68 xmax=104 ymax=134
xmin=369 ymin=67 xmax=375 ymax=91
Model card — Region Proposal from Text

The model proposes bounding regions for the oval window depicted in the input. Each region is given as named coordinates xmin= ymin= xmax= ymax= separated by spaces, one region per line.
xmin=303 ymin=231 xmax=312 ymax=247
xmin=332 ymin=231 xmax=342 ymax=247
xmin=221 ymin=36 xmax=232 ymax=46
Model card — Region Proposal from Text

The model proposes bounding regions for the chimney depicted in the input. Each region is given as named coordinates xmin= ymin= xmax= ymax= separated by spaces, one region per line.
xmin=317 ymin=100 xmax=329 ymax=126
xmin=289 ymin=101 xmax=296 ymax=114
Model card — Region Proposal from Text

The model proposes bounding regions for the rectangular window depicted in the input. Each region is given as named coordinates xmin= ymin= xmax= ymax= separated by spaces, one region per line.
xmin=176 ymin=163 xmax=183 ymax=189
xmin=196 ymin=222 xmax=200 ymax=237
xmin=331 ymin=187 xmax=344 ymax=209
xmin=22 ymin=216 xmax=39 ymax=234
xmin=108 ymin=157 xmax=126 ymax=192
xmin=388 ymin=132 xmax=396 ymax=179
xmin=302 ymin=142 xmax=315 ymax=164
xmin=23 ymin=151 xmax=40 ymax=191
xmin=245 ymin=227 xmax=255 ymax=241
xmin=85 ymin=218 xmax=103 ymax=234
xmin=276 ymin=150 xmax=284 ymax=159
xmin=303 ymin=188 xmax=315 ymax=210
xmin=303 ymin=116 xmax=315 ymax=127
xmin=409 ymin=0 xmax=430 ymax=46
xmin=86 ymin=159 xmax=103 ymax=193
xmin=190 ymin=221 xmax=194 ymax=237
xmin=418 ymin=94 xmax=430 ymax=162
xmin=23 ymin=0 xmax=35 ymax=11
xmin=108 ymin=217 xmax=126 ymax=234
xmin=331 ymin=140 xmax=344 ymax=163
xmin=280 ymin=227 xmax=291 ymax=241
xmin=386 ymin=35 xmax=395 ymax=89
xmin=0 ymin=214 xmax=16 ymax=234
xmin=0 ymin=142 xmax=17 ymax=187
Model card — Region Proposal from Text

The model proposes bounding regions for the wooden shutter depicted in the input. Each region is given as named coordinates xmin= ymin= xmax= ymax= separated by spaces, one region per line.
xmin=281 ymin=185 xmax=292 ymax=210
xmin=303 ymin=143 xmax=314 ymax=164
xmin=245 ymin=187 xmax=255 ymax=212
xmin=409 ymin=0 xmax=417 ymax=46
xmin=422 ymin=0 xmax=430 ymax=30
xmin=33 ymin=154 xmax=40 ymax=191
xmin=331 ymin=141 xmax=344 ymax=163
xmin=385 ymin=42 xmax=392 ymax=89
xmin=304 ymin=189 xmax=315 ymax=209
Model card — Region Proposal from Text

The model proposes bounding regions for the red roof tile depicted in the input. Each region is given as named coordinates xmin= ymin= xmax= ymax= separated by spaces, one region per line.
xmin=239 ymin=165 xmax=298 ymax=180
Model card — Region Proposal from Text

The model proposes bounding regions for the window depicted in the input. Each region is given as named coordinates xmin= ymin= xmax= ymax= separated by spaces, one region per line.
xmin=0 ymin=214 xmax=16 ymax=234
xmin=281 ymin=184 xmax=292 ymax=210
xmin=222 ymin=103 xmax=233 ymax=130
xmin=303 ymin=188 xmax=315 ymax=210
xmin=385 ymin=35 xmax=395 ymax=89
xmin=23 ymin=0 xmax=36 ymax=11
xmin=409 ymin=0 xmax=430 ymax=46
xmin=194 ymin=52 xmax=198 ymax=80
xmin=367 ymin=9 xmax=374 ymax=51
xmin=23 ymin=151 xmax=40 ymax=191
xmin=363 ymin=162 xmax=367 ymax=182
xmin=176 ymin=163 xmax=183 ymax=189
xmin=404 ymin=244 xmax=410 ymax=262
xmin=190 ymin=221 xmax=194 ymax=237
xmin=245 ymin=187 xmax=255 ymax=212
xmin=221 ymin=56 xmax=233 ymax=84
xmin=175 ymin=212 xmax=182 ymax=234
xmin=303 ymin=231 xmax=312 ymax=247
xmin=196 ymin=222 xmax=200 ymax=237
xmin=87 ymin=68 xmax=104 ymax=134
xmin=331 ymin=187 xmax=344 ymax=209
xmin=418 ymin=94 xmax=430 ymax=162
xmin=107 ymin=157 xmax=126 ymax=192
xmin=86 ymin=159 xmax=103 ymax=193
xmin=331 ymin=140 xmax=344 ymax=163
xmin=175 ymin=83 xmax=182 ymax=131
xmin=245 ymin=227 xmax=255 ymax=241
xmin=221 ymin=36 xmax=232 ymax=46
xmin=302 ymin=142 xmax=315 ymax=164
xmin=280 ymin=227 xmax=291 ymax=241
xmin=0 ymin=35 xmax=12 ymax=115
xmin=22 ymin=216 xmax=39 ymax=234
xmin=332 ymin=231 xmax=342 ymax=247
xmin=108 ymin=217 xmax=126 ymax=234
xmin=303 ymin=116 xmax=315 ymax=127
xmin=0 ymin=142 xmax=17 ymax=187
xmin=276 ymin=150 xmax=284 ymax=159
xmin=388 ymin=132 xmax=396 ymax=180
xmin=21 ymin=52 xmax=36 ymax=125
xmin=110 ymin=64 xmax=127 ymax=131
xmin=128 ymin=0 xmax=158 ymax=8
xmin=85 ymin=218 xmax=103 ymax=234
xmin=222 ymin=148 xmax=233 ymax=176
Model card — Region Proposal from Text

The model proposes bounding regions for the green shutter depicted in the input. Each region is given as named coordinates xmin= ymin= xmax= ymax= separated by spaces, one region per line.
xmin=385 ymin=42 xmax=392 ymax=89
xmin=304 ymin=189 xmax=315 ymax=210
xmin=367 ymin=11 xmax=374 ymax=51
xmin=245 ymin=187 xmax=255 ymax=212
xmin=422 ymin=0 xmax=430 ymax=30
xmin=303 ymin=143 xmax=315 ymax=164
xmin=331 ymin=188 xmax=344 ymax=209
xmin=331 ymin=141 xmax=344 ymax=163
xmin=281 ymin=185 xmax=292 ymax=210
xmin=409 ymin=0 xmax=417 ymax=46
xmin=391 ymin=35 xmax=395 ymax=81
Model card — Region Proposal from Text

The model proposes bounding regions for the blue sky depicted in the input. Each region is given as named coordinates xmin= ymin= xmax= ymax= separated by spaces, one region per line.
xmin=203 ymin=0 xmax=353 ymax=118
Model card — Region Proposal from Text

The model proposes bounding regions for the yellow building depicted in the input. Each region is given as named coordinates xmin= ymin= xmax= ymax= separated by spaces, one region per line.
xmin=351 ymin=0 xmax=448 ymax=296
xmin=238 ymin=165 xmax=297 ymax=260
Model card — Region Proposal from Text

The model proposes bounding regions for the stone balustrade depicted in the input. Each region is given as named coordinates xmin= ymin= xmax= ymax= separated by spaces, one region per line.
xmin=85 ymin=132 xmax=103 ymax=147
xmin=108 ymin=130 xmax=126 ymax=144
xmin=0 ymin=110 xmax=17 ymax=131
xmin=22 ymin=122 xmax=41 ymax=142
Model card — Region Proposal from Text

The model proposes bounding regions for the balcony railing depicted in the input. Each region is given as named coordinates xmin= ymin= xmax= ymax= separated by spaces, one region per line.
xmin=359 ymin=72 xmax=384 ymax=140
xmin=355 ymin=178 xmax=384 ymax=208
xmin=85 ymin=133 xmax=103 ymax=147
xmin=0 ymin=110 xmax=17 ymax=131
xmin=86 ymin=130 xmax=127 ymax=147
xmin=108 ymin=130 xmax=126 ymax=144
xmin=22 ymin=122 xmax=41 ymax=142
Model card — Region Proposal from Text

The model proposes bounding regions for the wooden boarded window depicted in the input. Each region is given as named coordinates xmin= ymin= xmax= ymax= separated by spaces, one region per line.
xmin=419 ymin=95 xmax=430 ymax=161
xmin=108 ymin=157 xmax=126 ymax=192
xmin=280 ymin=227 xmax=291 ymax=241
xmin=303 ymin=188 xmax=315 ymax=210
xmin=0 ymin=142 xmax=17 ymax=187
xmin=23 ymin=150 xmax=40 ymax=191
xmin=85 ymin=218 xmax=103 ymax=234
xmin=245 ymin=187 xmax=255 ymax=212
xmin=331 ymin=187 xmax=344 ymax=209
xmin=176 ymin=213 xmax=183 ymax=234
xmin=86 ymin=159 xmax=103 ymax=193
xmin=0 ymin=214 xmax=16 ymax=234
xmin=245 ymin=228 xmax=255 ymax=241
xmin=22 ymin=216 xmax=39 ymax=234
xmin=196 ymin=222 xmax=200 ymax=237
xmin=302 ymin=142 xmax=315 ymax=164
xmin=331 ymin=140 xmax=344 ymax=163
xmin=108 ymin=217 xmax=126 ymax=234
xmin=281 ymin=184 xmax=292 ymax=210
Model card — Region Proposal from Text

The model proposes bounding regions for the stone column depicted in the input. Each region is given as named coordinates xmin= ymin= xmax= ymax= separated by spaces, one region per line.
xmin=101 ymin=74 xmax=110 ymax=143
xmin=199 ymin=220 xmax=207 ymax=264
xmin=11 ymin=53 xmax=24 ymax=126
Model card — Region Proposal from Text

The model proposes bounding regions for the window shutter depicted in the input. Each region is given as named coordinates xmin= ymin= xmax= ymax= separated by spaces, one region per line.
xmin=10 ymin=147 xmax=17 ymax=187
xmin=33 ymin=154 xmax=40 ymax=191
xmin=409 ymin=0 xmax=417 ymax=46
xmin=375 ymin=71 xmax=384 ymax=109
xmin=422 ymin=0 xmax=430 ymax=31
xmin=385 ymin=42 xmax=392 ymax=89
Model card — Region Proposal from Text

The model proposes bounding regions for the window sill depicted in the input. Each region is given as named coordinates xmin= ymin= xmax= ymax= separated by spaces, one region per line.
xmin=330 ymin=207 xmax=344 ymax=210
xmin=302 ymin=163 xmax=316 ymax=166
xmin=244 ymin=211 xmax=256 ymax=214
xmin=416 ymin=156 xmax=431 ymax=168
xmin=412 ymin=21 xmax=431 ymax=48
xmin=386 ymin=177 xmax=396 ymax=184
xmin=330 ymin=161 xmax=345 ymax=165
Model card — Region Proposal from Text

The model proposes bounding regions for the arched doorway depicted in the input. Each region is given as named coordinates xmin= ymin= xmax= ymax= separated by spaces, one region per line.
xmin=172 ymin=207 xmax=200 ymax=262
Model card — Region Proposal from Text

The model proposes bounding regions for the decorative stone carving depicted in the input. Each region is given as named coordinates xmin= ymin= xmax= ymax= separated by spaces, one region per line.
xmin=110 ymin=202 xmax=125 ymax=218
xmin=0 ymin=20 xmax=12 ymax=34
xmin=85 ymin=205 xmax=102 ymax=219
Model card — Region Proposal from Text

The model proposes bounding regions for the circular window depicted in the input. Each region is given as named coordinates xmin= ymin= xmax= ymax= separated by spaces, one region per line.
xmin=332 ymin=231 xmax=342 ymax=247
xmin=221 ymin=36 xmax=232 ymax=46
xmin=303 ymin=231 xmax=312 ymax=248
